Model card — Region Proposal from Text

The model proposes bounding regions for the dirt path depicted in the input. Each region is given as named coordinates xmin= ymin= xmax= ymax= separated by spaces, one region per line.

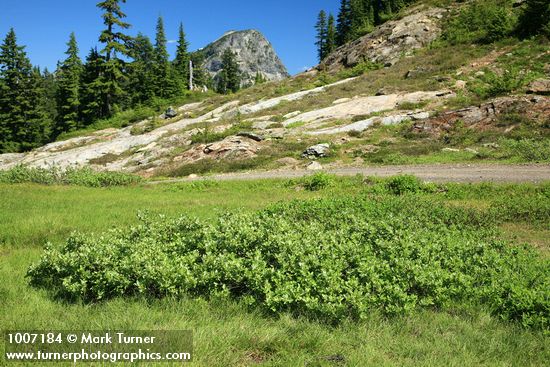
xmin=148 ymin=163 xmax=550 ymax=184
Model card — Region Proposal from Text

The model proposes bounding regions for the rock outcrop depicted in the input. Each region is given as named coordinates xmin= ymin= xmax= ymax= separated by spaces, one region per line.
xmin=411 ymin=96 xmax=550 ymax=135
xmin=283 ymin=90 xmax=453 ymax=127
xmin=198 ymin=30 xmax=289 ymax=86
xmin=173 ymin=136 xmax=261 ymax=164
xmin=319 ymin=7 xmax=446 ymax=72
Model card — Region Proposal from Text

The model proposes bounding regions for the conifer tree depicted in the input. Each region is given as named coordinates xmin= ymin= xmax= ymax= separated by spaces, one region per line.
xmin=39 ymin=68 xmax=58 ymax=127
xmin=350 ymin=0 xmax=371 ymax=39
xmin=326 ymin=14 xmax=337 ymax=57
xmin=336 ymin=0 xmax=352 ymax=45
xmin=189 ymin=52 xmax=210 ymax=90
xmin=153 ymin=16 xmax=177 ymax=99
xmin=519 ymin=0 xmax=550 ymax=37
xmin=315 ymin=10 xmax=328 ymax=62
xmin=173 ymin=22 xmax=190 ymax=91
xmin=96 ymin=0 xmax=131 ymax=117
xmin=27 ymin=66 xmax=52 ymax=145
xmin=216 ymin=49 xmax=240 ymax=94
xmin=55 ymin=32 xmax=83 ymax=135
xmin=127 ymin=33 xmax=155 ymax=104
xmin=0 ymin=29 xmax=47 ymax=152
xmin=153 ymin=15 xmax=169 ymax=97
xmin=80 ymin=48 xmax=106 ymax=125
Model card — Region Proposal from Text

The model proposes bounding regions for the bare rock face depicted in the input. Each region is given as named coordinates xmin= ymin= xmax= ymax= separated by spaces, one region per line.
xmin=319 ymin=7 xmax=446 ymax=72
xmin=173 ymin=136 xmax=261 ymax=164
xmin=198 ymin=30 xmax=289 ymax=86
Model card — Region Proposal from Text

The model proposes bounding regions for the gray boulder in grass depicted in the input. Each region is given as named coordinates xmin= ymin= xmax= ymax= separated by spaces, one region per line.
xmin=302 ymin=143 xmax=330 ymax=158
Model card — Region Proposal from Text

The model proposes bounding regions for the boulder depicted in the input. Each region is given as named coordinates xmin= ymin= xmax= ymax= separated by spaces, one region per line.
xmin=454 ymin=80 xmax=467 ymax=90
xmin=237 ymin=132 xmax=264 ymax=142
xmin=164 ymin=107 xmax=178 ymax=119
xmin=375 ymin=88 xmax=390 ymax=96
xmin=307 ymin=161 xmax=323 ymax=170
xmin=302 ymin=143 xmax=330 ymax=159
xmin=526 ymin=79 xmax=550 ymax=95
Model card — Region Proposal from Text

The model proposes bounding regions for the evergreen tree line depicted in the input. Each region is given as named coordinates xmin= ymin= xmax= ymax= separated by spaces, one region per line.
xmin=315 ymin=0 xmax=550 ymax=62
xmin=0 ymin=0 xmax=240 ymax=153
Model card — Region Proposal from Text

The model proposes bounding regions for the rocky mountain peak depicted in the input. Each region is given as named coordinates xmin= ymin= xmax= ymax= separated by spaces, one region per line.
xmin=198 ymin=29 xmax=290 ymax=86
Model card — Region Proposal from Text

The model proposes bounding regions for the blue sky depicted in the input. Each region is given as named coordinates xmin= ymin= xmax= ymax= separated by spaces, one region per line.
xmin=1 ymin=0 xmax=340 ymax=75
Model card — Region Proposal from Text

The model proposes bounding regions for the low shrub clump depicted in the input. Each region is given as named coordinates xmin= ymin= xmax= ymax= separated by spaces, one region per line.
xmin=0 ymin=165 xmax=142 ymax=187
xmin=468 ymin=67 xmax=534 ymax=99
xmin=28 ymin=195 xmax=549 ymax=330
xmin=290 ymin=172 xmax=336 ymax=191
xmin=385 ymin=175 xmax=422 ymax=195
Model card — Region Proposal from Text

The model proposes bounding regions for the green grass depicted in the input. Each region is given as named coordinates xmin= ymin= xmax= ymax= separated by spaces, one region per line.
xmin=1 ymin=178 xmax=549 ymax=366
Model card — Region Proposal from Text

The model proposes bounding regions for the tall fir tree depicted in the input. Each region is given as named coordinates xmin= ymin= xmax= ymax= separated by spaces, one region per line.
xmin=189 ymin=52 xmax=210 ymax=90
xmin=0 ymin=29 xmax=48 ymax=152
xmin=55 ymin=32 xmax=83 ymax=135
xmin=80 ymin=48 xmax=106 ymax=125
xmin=326 ymin=14 xmax=337 ymax=57
xmin=173 ymin=22 xmax=190 ymax=92
xmin=40 ymin=68 xmax=58 ymax=127
xmin=96 ymin=0 xmax=131 ymax=118
xmin=350 ymin=0 xmax=371 ymax=39
xmin=153 ymin=16 xmax=177 ymax=98
xmin=28 ymin=66 xmax=52 ymax=145
xmin=216 ymin=49 xmax=241 ymax=94
xmin=315 ymin=10 xmax=328 ymax=62
xmin=127 ymin=33 xmax=155 ymax=105
xmin=336 ymin=0 xmax=352 ymax=45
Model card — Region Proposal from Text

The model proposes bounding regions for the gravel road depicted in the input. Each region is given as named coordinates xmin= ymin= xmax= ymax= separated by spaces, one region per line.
xmin=148 ymin=164 xmax=550 ymax=184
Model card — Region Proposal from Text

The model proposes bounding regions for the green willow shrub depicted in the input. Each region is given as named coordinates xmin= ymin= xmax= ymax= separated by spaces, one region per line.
xmin=298 ymin=172 xmax=335 ymax=191
xmin=28 ymin=196 xmax=549 ymax=329
xmin=0 ymin=165 xmax=142 ymax=187
xmin=0 ymin=165 xmax=61 ymax=185
xmin=385 ymin=175 xmax=422 ymax=195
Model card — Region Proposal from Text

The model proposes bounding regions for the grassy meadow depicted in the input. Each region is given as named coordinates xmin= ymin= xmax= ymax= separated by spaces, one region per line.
xmin=1 ymin=176 xmax=549 ymax=366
